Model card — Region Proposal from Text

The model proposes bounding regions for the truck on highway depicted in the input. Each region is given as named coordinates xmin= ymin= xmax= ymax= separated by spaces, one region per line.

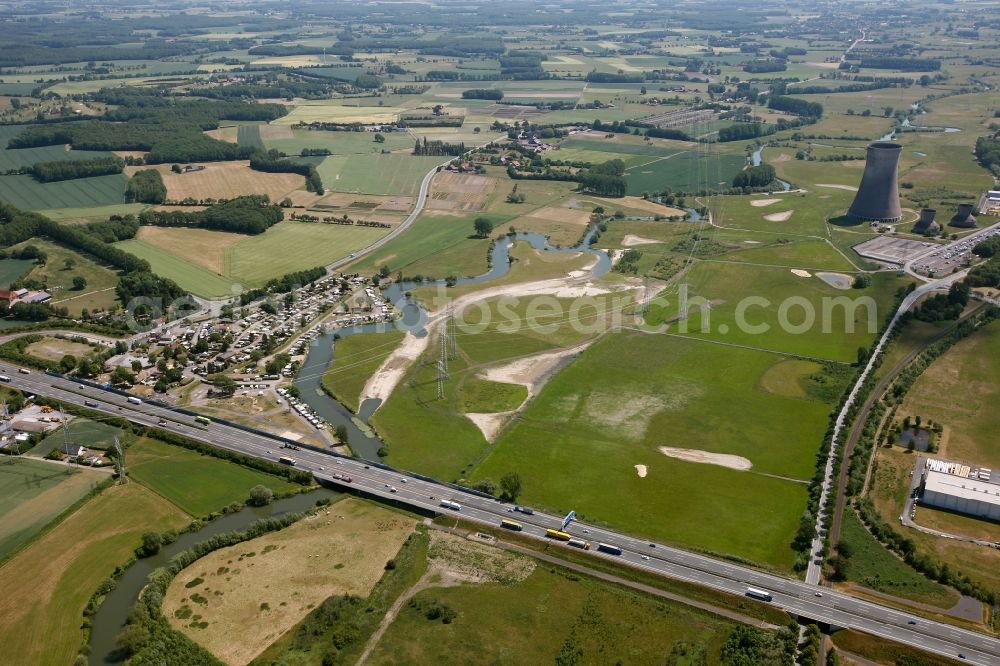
xmin=17 ymin=368 xmax=30 ymax=375
xmin=745 ymin=587 xmax=773 ymax=602
xmin=597 ymin=543 xmax=623 ymax=556
xmin=513 ymin=505 xmax=534 ymax=515
xmin=439 ymin=499 xmax=461 ymax=511
xmin=545 ymin=528 xmax=572 ymax=541
xmin=194 ymin=415 xmax=211 ymax=425
xmin=567 ymin=538 xmax=591 ymax=550
xmin=500 ymin=519 xmax=523 ymax=531
xmin=0 ymin=375 xmax=10 ymax=383
xmin=84 ymin=400 xmax=98 ymax=408
xmin=126 ymin=396 xmax=142 ymax=405
xmin=332 ymin=472 xmax=353 ymax=483
xmin=278 ymin=456 xmax=297 ymax=466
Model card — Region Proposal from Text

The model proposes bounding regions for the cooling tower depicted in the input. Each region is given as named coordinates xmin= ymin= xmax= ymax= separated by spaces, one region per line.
xmin=948 ymin=203 xmax=977 ymax=228
xmin=913 ymin=208 xmax=940 ymax=235
xmin=848 ymin=142 xmax=903 ymax=222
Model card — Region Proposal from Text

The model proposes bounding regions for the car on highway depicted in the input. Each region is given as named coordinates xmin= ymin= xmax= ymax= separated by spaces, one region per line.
xmin=908 ymin=620 xmax=917 ymax=625
xmin=641 ymin=555 xmax=650 ymax=561
xmin=815 ymin=592 xmax=823 ymax=597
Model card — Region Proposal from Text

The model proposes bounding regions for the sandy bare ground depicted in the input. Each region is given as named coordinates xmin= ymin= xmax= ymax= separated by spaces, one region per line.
xmin=363 ymin=273 xmax=639 ymax=408
xmin=764 ymin=210 xmax=794 ymax=222
xmin=743 ymin=240 xmax=761 ymax=244
xmin=791 ymin=269 xmax=812 ymax=278
xmin=817 ymin=183 xmax=859 ymax=192
xmin=750 ymin=198 xmax=781 ymax=207
xmin=622 ymin=234 xmax=662 ymax=246
xmin=634 ymin=464 xmax=647 ymax=478
xmin=658 ymin=446 xmax=752 ymax=471
xmin=465 ymin=342 xmax=594 ymax=442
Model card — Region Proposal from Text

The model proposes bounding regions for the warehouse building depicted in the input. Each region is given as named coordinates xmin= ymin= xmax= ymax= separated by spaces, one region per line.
xmin=921 ymin=458 xmax=1000 ymax=521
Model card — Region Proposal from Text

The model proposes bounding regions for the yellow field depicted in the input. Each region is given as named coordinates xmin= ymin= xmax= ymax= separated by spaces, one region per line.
xmin=124 ymin=161 xmax=305 ymax=202
xmin=204 ymin=127 xmax=238 ymax=144
xmin=163 ymin=498 xmax=415 ymax=665
xmin=0 ymin=483 xmax=187 ymax=665
xmin=134 ymin=226 xmax=241 ymax=274
xmin=273 ymin=103 xmax=407 ymax=126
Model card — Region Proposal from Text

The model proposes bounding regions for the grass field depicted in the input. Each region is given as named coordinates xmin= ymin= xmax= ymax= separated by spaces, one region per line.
xmin=127 ymin=436 xmax=301 ymax=516
xmin=316 ymin=154 xmax=442 ymax=196
xmin=0 ymin=173 xmax=127 ymax=210
xmin=120 ymin=221 xmax=390 ymax=296
xmin=0 ymin=482 xmax=187 ymax=665
xmin=114 ymin=238 xmax=237 ymax=297
xmin=32 ymin=418 xmax=123 ymax=458
xmin=264 ymin=128 xmax=415 ymax=156
xmin=24 ymin=336 xmax=97 ymax=362
xmin=896 ymin=319 xmax=1000 ymax=469
xmin=322 ymin=330 xmax=406 ymax=413
xmin=0 ymin=144 xmax=115 ymax=171
xmin=472 ymin=331 xmax=840 ymax=570
xmin=368 ymin=545 xmax=742 ymax=665
xmin=12 ymin=238 xmax=121 ymax=314
xmin=0 ymin=458 xmax=104 ymax=560
xmin=837 ymin=507 xmax=957 ymax=608
xmin=164 ymin=497 xmax=415 ymax=664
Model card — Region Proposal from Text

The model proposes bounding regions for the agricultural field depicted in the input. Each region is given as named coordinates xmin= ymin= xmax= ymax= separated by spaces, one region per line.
xmin=163 ymin=497 xmax=415 ymax=664
xmin=120 ymin=221 xmax=391 ymax=296
xmin=125 ymin=161 xmax=305 ymax=202
xmin=126 ymin=437 xmax=301 ymax=516
xmin=263 ymin=127 xmax=415 ymax=156
xmin=0 ymin=144 xmax=115 ymax=171
xmin=0 ymin=258 xmax=34 ymax=288
xmin=23 ymin=335 xmax=99 ymax=362
xmin=322 ymin=330 xmax=406 ymax=413
xmin=315 ymin=154 xmax=443 ymax=196
xmin=0 ymin=173 xmax=127 ymax=210
xmin=0 ymin=482 xmax=186 ymax=666
xmin=0 ymin=458 xmax=104 ymax=560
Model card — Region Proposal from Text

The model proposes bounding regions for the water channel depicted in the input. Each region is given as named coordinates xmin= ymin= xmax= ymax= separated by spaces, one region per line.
xmin=292 ymin=227 xmax=612 ymax=461
xmin=88 ymin=487 xmax=338 ymax=664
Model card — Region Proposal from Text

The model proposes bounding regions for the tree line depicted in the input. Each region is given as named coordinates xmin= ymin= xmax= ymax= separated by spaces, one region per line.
xmin=29 ymin=157 xmax=123 ymax=182
xmin=138 ymin=196 xmax=284 ymax=235
xmin=249 ymin=150 xmax=324 ymax=194
xmin=125 ymin=170 xmax=167 ymax=204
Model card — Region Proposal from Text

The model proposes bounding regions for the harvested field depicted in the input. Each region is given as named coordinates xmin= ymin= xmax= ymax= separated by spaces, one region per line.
xmin=611 ymin=195 xmax=687 ymax=216
xmin=163 ymin=498 xmax=415 ymax=665
xmin=658 ymin=446 xmax=753 ymax=471
xmin=764 ymin=210 xmax=794 ymax=222
xmin=204 ymin=127 xmax=237 ymax=143
xmin=257 ymin=124 xmax=293 ymax=141
xmin=751 ymin=198 xmax=781 ymax=207
xmin=124 ymin=161 xmax=304 ymax=202
xmin=425 ymin=172 xmax=494 ymax=212
xmin=134 ymin=226 xmax=241 ymax=274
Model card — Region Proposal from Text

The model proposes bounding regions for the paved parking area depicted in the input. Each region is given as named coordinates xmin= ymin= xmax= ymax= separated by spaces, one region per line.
xmin=853 ymin=236 xmax=935 ymax=265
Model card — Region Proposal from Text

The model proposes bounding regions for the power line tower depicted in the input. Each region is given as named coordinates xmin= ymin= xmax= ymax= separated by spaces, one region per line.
xmin=113 ymin=436 xmax=126 ymax=483
xmin=436 ymin=328 xmax=449 ymax=400
xmin=449 ymin=309 xmax=458 ymax=359
xmin=1 ymin=401 xmax=13 ymax=460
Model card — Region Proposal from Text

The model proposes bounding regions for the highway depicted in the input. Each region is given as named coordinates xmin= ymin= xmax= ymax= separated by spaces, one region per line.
xmin=5 ymin=369 xmax=999 ymax=664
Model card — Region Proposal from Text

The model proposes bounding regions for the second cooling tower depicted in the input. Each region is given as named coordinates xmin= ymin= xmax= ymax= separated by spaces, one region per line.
xmin=848 ymin=142 xmax=903 ymax=222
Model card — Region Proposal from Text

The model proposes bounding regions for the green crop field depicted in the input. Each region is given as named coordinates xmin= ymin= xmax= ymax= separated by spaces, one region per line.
xmin=264 ymin=128 xmax=414 ymax=156
xmin=114 ymin=238 xmax=237 ymax=297
xmin=473 ymin=331 xmax=844 ymax=570
xmin=236 ymin=124 xmax=265 ymax=149
xmin=0 ymin=145 xmax=115 ymax=171
xmin=625 ymin=151 xmax=745 ymax=195
xmin=0 ymin=482 xmax=186 ymax=666
xmin=0 ymin=458 xmax=104 ymax=561
xmin=322 ymin=330 xmax=405 ymax=413
xmin=317 ymin=154 xmax=442 ymax=196
xmin=0 ymin=173 xmax=127 ymax=210
xmin=127 ymin=437 xmax=301 ymax=516
xmin=225 ymin=221 xmax=389 ymax=286
xmin=12 ymin=238 xmax=120 ymax=314
xmin=368 ymin=565 xmax=743 ymax=665
xmin=0 ymin=258 xmax=35 ymax=288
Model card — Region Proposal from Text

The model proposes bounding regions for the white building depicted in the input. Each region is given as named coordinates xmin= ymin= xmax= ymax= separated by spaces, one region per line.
xmin=922 ymin=465 xmax=1000 ymax=521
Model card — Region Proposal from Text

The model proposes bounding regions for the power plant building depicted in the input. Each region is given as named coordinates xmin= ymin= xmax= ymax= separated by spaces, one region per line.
xmin=848 ymin=142 xmax=903 ymax=222
xmin=920 ymin=458 xmax=1000 ymax=521
xmin=949 ymin=203 xmax=977 ymax=228
xmin=913 ymin=208 xmax=940 ymax=235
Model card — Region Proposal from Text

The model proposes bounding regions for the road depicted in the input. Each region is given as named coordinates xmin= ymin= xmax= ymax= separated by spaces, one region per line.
xmin=5 ymin=369 xmax=1000 ymax=664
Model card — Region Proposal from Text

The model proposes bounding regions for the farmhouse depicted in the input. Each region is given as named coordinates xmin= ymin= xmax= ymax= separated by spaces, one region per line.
xmin=0 ymin=288 xmax=51 ymax=305
xmin=920 ymin=457 xmax=1000 ymax=521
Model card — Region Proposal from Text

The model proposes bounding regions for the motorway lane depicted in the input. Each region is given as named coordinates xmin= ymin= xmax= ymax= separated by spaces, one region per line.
xmin=5 ymin=370 xmax=999 ymax=664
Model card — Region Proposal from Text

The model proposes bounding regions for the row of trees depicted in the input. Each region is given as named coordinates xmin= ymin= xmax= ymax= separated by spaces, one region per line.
xmin=124 ymin=169 xmax=166 ymax=204
xmin=461 ymin=88 xmax=503 ymax=100
xmin=578 ymin=159 xmax=628 ymax=197
xmin=413 ymin=138 xmax=467 ymax=156
xmin=732 ymin=164 xmax=776 ymax=189
xmin=138 ymin=196 xmax=284 ymax=235
xmin=29 ymin=157 xmax=123 ymax=182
